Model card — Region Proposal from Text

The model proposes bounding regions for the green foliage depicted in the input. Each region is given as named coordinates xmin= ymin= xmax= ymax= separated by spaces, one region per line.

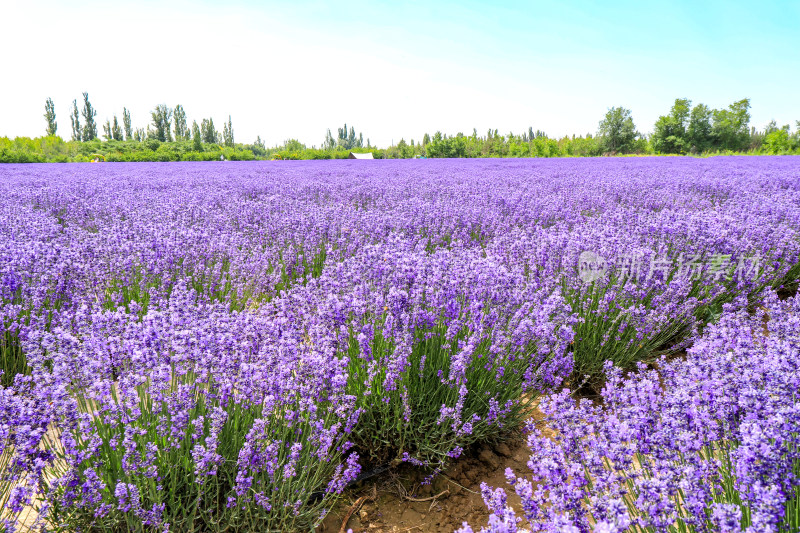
xmin=250 ymin=136 xmax=266 ymax=157
xmin=201 ymin=118 xmax=217 ymax=144
xmin=283 ymin=139 xmax=306 ymax=152
xmin=687 ymin=103 xmax=713 ymax=153
xmin=112 ymin=116 xmax=123 ymax=141
xmin=598 ymin=106 xmax=637 ymax=154
xmin=70 ymin=99 xmax=81 ymax=141
xmin=192 ymin=121 xmax=203 ymax=151
xmin=151 ymin=105 xmax=173 ymax=142
xmin=712 ymin=98 xmax=751 ymax=151
xmin=223 ymin=115 xmax=234 ymax=147
xmin=322 ymin=129 xmax=336 ymax=150
xmin=396 ymin=138 xmax=414 ymax=159
xmin=5 ymin=98 xmax=798 ymax=163
xmin=0 ymin=331 xmax=27 ymax=387
xmin=174 ymin=104 xmax=188 ymax=140
xmin=81 ymin=92 xmax=98 ymax=141
xmin=652 ymin=98 xmax=691 ymax=154
xmin=763 ymin=124 xmax=793 ymax=154
xmin=44 ymin=97 xmax=57 ymax=136
xmin=0 ymin=136 xmax=75 ymax=162
xmin=335 ymin=124 xmax=363 ymax=150
xmin=122 ymin=107 xmax=133 ymax=140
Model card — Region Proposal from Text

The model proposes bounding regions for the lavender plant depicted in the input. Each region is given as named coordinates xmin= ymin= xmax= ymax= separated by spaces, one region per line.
xmin=44 ymin=370 xmax=359 ymax=532
xmin=463 ymin=290 xmax=800 ymax=532
xmin=341 ymin=297 xmax=572 ymax=468
xmin=3 ymin=284 xmax=361 ymax=532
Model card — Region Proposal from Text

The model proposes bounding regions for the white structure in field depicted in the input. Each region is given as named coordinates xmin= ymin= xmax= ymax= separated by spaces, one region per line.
xmin=348 ymin=152 xmax=374 ymax=159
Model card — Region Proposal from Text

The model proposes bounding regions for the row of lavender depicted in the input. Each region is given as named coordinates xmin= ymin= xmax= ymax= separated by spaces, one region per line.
xmin=1 ymin=157 xmax=799 ymax=532
xmin=464 ymin=289 xmax=800 ymax=533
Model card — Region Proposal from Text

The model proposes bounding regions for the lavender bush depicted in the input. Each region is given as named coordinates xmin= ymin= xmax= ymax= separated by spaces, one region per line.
xmin=463 ymin=290 xmax=800 ymax=532
xmin=4 ymin=284 xmax=361 ymax=531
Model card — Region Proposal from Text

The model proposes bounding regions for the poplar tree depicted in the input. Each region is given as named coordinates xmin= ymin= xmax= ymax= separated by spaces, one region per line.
xmin=192 ymin=121 xmax=203 ymax=151
xmin=201 ymin=118 xmax=217 ymax=143
xmin=112 ymin=116 xmax=123 ymax=141
xmin=323 ymin=129 xmax=336 ymax=150
xmin=223 ymin=115 xmax=234 ymax=146
xmin=122 ymin=108 xmax=132 ymax=140
xmin=173 ymin=105 xmax=188 ymax=140
xmin=70 ymin=100 xmax=81 ymax=141
xmin=44 ymin=97 xmax=57 ymax=136
xmin=150 ymin=105 xmax=173 ymax=142
xmin=81 ymin=92 xmax=97 ymax=141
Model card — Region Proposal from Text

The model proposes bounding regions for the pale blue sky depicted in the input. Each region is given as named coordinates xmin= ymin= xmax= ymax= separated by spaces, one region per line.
xmin=1 ymin=0 xmax=798 ymax=146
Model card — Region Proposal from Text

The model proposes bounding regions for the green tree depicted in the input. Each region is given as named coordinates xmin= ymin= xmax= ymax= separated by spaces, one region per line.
xmin=223 ymin=115 xmax=234 ymax=146
xmin=254 ymin=136 xmax=266 ymax=153
xmin=102 ymin=119 xmax=112 ymax=140
xmin=422 ymin=133 xmax=430 ymax=146
xmin=283 ymin=139 xmax=306 ymax=151
xmin=150 ymin=105 xmax=173 ymax=142
xmin=397 ymin=138 xmax=414 ymax=158
xmin=81 ymin=92 xmax=97 ymax=141
xmin=763 ymin=124 xmax=792 ymax=154
xmin=337 ymin=124 xmax=348 ymax=149
xmin=112 ymin=116 xmax=123 ymax=141
xmin=323 ymin=129 xmax=336 ymax=150
xmin=598 ymin=106 xmax=637 ymax=153
xmin=70 ymin=99 xmax=81 ymax=141
xmin=652 ymin=98 xmax=691 ymax=154
xmin=687 ymin=103 xmax=713 ymax=153
xmin=201 ymin=118 xmax=217 ymax=144
xmin=122 ymin=108 xmax=132 ymax=140
xmin=192 ymin=120 xmax=203 ymax=151
xmin=173 ymin=105 xmax=188 ymax=140
xmin=764 ymin=119 xmax=779 ymax=135
xmin=711 ymin=98 xmax=751 ymax=151
xmin=795 ymin=121 xmax=800 ymax=147
xmin=44 ymin=97 xmax=57 ymax=136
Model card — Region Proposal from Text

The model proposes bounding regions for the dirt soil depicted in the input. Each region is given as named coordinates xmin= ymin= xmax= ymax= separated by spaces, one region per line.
xmin=318 ymin=412 xmax=554 ymax=533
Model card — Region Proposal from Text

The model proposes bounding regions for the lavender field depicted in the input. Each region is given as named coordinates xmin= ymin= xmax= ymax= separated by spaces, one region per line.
xmin=1 ymin=157 xmax=799 ymax=532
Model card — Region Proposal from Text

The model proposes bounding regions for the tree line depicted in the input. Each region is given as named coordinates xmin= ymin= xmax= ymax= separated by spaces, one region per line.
xmin=1 ymin=95 xmax=798 ymax=163
xmin=52 ymin=93 xmax=238 ymax=148
xmin=375 ymin=98 xmax=798 ymax=159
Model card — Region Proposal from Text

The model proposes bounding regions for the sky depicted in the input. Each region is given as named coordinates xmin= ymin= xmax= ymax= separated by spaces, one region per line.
xmin=1 ymin=0 xmax=799 ymax=147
